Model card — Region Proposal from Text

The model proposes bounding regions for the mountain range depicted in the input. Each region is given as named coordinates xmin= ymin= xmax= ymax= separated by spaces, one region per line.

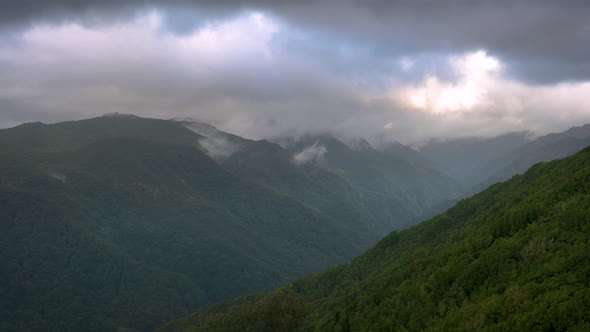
xmin=1 ymin=114 xmax=590 ymax=331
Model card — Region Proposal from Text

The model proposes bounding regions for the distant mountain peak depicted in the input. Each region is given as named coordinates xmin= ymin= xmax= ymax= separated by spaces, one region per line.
xmin=533 ymin=123 xmax=590 ymax=145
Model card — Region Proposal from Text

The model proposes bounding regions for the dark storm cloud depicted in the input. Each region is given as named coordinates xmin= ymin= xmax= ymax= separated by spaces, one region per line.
xmin=1 ymin=0 xmax=589 ymax=83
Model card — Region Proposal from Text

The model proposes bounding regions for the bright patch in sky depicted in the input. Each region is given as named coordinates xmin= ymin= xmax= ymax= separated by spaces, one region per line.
xmin=405 ymin=50 xmax=500 ymax=113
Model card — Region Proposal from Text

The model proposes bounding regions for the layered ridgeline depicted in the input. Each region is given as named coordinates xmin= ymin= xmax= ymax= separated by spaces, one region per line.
xmin=421 ymin=124 xmax=590 ymax=193
xmin=419 ymin=132 xmax=531 ymax=188
xmin=162 ymin=146 xmax=590 ymax=331
xmin=0 ymin=115 xmax=461 ymax=331
xmin=179 ymin=120 xmax=462 ymax=234
xmin=478 ymin=124 xmax=590 ymax=191
xmin=280 ymin=135 xmax=462 ymax=232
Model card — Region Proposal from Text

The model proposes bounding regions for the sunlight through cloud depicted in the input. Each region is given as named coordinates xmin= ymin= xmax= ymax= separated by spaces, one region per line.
xmin=405 ymin=50 xmax=501 ymax=114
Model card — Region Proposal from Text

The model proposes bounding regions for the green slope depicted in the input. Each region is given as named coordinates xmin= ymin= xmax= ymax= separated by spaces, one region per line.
xmin=0 ymin=117 xmax=364 ymax=331
xmin=164 ymin=145 xmax=590 ymax=331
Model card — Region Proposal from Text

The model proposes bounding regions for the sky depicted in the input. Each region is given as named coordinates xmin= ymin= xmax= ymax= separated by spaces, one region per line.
xmin=0 ymin=0 xmax=589 ymax=144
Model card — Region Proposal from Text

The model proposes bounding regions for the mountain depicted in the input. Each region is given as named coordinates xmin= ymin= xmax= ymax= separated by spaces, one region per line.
xmin=281 ymin=134 xmax=463 ymax=232
xmin=420 ymin=125 xmax=590 ymax=197
xmin=176 ymin=120 xmax=379 ymax=243
xmin=476 ymin=124 xmax=590 ymax=191
xmin=0 ymin=116 xmax=369 ymax=331
xmin=420 ymin=131 xmax=531 ymax=188
xmin=7 ymin=115 xmax=588 ymax=331
xmin=179 ymin=121 xmax=462 ymax=234
xmin=162 ymin=146 xmax=590 ymax=331
xmin=380 ymin=141 xmax=434 ymax=168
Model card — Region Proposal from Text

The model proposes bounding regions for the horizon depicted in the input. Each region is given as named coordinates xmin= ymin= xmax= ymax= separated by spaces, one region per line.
xmin=4 ymin=112 xmax=590 ymax=149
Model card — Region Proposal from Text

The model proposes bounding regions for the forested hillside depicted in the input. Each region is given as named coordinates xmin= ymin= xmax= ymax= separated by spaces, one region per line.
xmin=163 ymin=146 xmax=590 ymax=331
xmin=0 ymin=116 xmax=464 ymax=331
xmin=0 ymin=117 xmax=366 ymax=331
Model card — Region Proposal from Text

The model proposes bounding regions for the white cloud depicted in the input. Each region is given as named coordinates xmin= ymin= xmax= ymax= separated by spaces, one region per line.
xmin=292 ymin=143 xmax=327 ymax=166
xmin=402 ymin=50 xmax=500 ymax=113
xmin=198 ymin=136 xmax=240 ymax=159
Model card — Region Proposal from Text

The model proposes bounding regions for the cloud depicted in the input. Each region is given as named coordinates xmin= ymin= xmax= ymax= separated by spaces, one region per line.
xmin=198 ymin=136 xmax=240 ymax=159
xmin=0 ymin=9 xmax=372 ymax=138
xmin=292 ymin=143 xmax=327 ymax=166
xmin=382 ymin=50 xmax=590 ymax=142
xmin=181 ymin=120 xmax=241 ymax=158
xmin=1 ymin=1 xmax=589 ymax=83
xmin=0 ymin=4 xmax=589 ymax=144
xmin=401 ymin=50 xmax=501 ymax=114
xmin=0 ymin=10 xmax=283 ymax=124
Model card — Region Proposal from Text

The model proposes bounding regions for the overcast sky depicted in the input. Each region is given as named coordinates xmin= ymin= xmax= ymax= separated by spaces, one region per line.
xmin=1 ymin=0 xmax=589 ymax=143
